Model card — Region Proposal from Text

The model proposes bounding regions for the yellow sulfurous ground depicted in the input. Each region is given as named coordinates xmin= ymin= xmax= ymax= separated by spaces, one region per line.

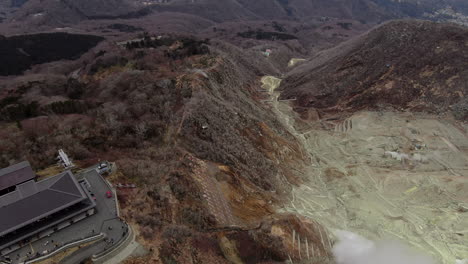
xmin=262 ymin=76 xmax=468 ymax=264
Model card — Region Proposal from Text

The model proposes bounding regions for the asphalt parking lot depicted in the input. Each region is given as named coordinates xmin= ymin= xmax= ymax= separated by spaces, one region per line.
xmin=2 ymin=168 xmax=128 ymax=264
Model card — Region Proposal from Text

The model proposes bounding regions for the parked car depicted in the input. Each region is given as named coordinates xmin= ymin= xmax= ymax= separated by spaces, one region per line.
xmin=97 ymin=162 xmax=110 ymax=174
xmin=106 ymin=191 xmax=112 ymax=198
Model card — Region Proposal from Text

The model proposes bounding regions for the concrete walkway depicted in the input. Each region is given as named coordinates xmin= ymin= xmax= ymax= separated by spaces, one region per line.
xmin=93 ymin=225 xmax=146 ymax=264
xmin=61 ymin=240 xmax=106 ymax=264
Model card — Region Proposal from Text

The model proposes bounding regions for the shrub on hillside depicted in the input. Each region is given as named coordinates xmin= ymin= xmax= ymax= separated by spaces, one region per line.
xmin=237 ymin=30 xmax=297 ymax=41
xmin=0 ymin=101 xmax=39 ymax=121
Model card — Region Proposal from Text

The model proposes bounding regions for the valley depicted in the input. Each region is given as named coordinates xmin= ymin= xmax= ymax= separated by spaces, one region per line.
xmin=0 ymin=1 xmax=467 ymax=263
xmin=262 ymin=75 xmax=468 ymax=264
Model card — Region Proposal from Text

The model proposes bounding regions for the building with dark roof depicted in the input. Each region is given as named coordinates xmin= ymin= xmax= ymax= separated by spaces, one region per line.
xmin=0 ymin=162 xmax=96 ymax=254
xmin=0 ymin=161 xmax=35 ymax=194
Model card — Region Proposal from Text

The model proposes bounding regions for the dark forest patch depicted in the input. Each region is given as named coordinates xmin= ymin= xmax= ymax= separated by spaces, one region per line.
xmin=0 ymin=97 xmax=98 ymax=122
xmin=0 ymin=33 xmax=104 ymax=76
xmin=337 ymin=22 xmax=353 ymax=30
xmin=87 ymin=7 xmax=152 ymax=20
xmin=237 ymin=30 xmax=297 ymax=41
xmin=272 ymin=21 xmax=286 ymax=32
xmin=107 ymin=24 xmax=144 ymax=33
xmin=124 ymin=36 xmax=210 ymax=60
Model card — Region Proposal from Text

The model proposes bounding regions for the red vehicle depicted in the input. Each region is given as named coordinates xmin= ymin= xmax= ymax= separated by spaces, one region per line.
xmin=106 ymin=191 xmax=112 ymax=198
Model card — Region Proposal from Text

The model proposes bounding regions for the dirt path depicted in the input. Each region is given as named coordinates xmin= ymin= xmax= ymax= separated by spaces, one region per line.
xmin=261 ymin=76 xmax=468 ymax=264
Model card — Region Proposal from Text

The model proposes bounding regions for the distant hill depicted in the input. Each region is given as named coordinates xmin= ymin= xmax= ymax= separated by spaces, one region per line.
xmin=8 ymin=0 xmax=144 ymax=26
xmin=279 ymin=20 xmax=468 ymax=118
xmin=4 ymin=0 xmax=468 ymax=31
xmin=152 ymin=0 xmax=468 ymax=24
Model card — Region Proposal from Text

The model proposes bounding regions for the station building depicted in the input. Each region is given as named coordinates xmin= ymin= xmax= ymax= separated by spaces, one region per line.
xmin=0 ymin=161 xmax=96 ymax=256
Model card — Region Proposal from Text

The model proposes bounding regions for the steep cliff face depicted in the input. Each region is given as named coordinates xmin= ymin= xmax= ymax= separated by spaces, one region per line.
xmin=280 ymin=20 xmax=468 ymax=119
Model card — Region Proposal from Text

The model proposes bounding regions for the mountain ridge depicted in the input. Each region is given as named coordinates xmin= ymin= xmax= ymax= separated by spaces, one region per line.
xmin=280 ymin=19 xmax=468 ymax=119
xmin=2 ymin=0 xmax=468 ymax=33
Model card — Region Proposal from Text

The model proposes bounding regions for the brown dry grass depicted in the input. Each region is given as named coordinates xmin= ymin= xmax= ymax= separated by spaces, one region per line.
xmin=324 ymin=167 xmax=346 ymax=182
xmin=36 ymin=165 xmax=63 ymax=180
xmin=217 ymin=165 xmax=274 ymax=224
xmin=243 ymin=122 xmax=305 ymax=186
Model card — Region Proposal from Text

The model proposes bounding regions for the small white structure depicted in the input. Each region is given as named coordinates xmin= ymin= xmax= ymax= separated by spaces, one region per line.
xmin=97 ymin=162 xmax=111 ymax=175
xmin=57 ymin=149 xmax=74 ymax=169
xmin=385 ymin=151 xmax=409 ymax=161
xmin=384 ymin=151 xmax=429 ymax=163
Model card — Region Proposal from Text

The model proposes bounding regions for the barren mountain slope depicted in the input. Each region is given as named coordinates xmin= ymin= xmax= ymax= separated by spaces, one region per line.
xmin=280 ymin=20 xmax=468 ymax=119
xmin=0 ymin=35 xmax=337 ymax=263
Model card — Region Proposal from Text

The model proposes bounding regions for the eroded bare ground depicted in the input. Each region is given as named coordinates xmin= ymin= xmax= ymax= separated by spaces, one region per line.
xmin=262 ymin=76 xmax=468 ymax=264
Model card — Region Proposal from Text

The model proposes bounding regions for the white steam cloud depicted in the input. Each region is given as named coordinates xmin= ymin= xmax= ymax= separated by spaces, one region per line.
xmin=332 ymin=230 xmax=438 ymax=264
